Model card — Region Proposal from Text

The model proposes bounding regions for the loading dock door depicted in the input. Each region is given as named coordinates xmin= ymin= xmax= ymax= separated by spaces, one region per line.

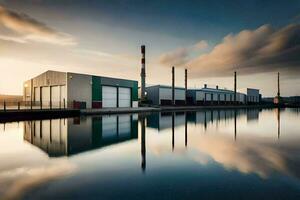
xmin=34 ymin=87 xmax=40 ymax=104
xmin=41 ymin=87 xmax=50 ymax=107
xmin=118 ymin=87 xmax=131 ymax=107
xmin=51 ymin=86 xmax=60 ymax=108
xmin=102 ymin=86 xmax=117 ymax=108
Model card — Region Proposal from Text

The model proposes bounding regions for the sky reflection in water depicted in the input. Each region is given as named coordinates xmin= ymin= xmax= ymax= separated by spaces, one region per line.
xmin=1 ymin=108 xmax=300 ymax=200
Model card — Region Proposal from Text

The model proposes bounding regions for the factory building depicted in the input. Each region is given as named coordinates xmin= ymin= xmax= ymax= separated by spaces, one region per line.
xmin=23 ymin=70 xmax=138 ymax=109
xmin=245 ymin=88 xmax=260 ymax=104
xmin=146 ymin=85 xmax=186 ymax=105
xmin=187 ymin=85 xmax=246 ymax=105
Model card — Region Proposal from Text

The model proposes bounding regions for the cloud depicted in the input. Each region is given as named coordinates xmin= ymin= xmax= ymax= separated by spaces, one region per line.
xmin=160 ymin=24 xmax=300 ymax=78
xmin=0 ymin=162 xmax=76 ymax=200
xmin=0 ymin=5 xmax=76 ymax=45
xmin=194 ymin=40 xmax=208 ymax=50
xmin=159 ymin=40 xmax=208 ymax=67
xmin=159 ymin=47 xmax=190 ymax=66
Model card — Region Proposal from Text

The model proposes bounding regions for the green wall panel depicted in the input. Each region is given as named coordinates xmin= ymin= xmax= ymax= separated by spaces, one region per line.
xmin=92 ymin=76 xmax=101 ymax=101
xmin=132 ymin=81 xmax=138 ymax=101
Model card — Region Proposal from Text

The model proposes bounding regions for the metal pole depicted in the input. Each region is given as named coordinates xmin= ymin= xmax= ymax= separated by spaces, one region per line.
xmin=63 ymin=98 xmax=66 ymax=109
xmin=234 ymin=71 xmax=237 ymax=105
xmin=141 ymin=45 xmax=146 ymax=101
xmin=40 ymin=87 xmax=42 ymax=110
xmin=172 ymin=66 xmax=175 ymax=106
xmin=3 ymin=101 xmax=6 ymax=112
xmin=18 ymin=102 xmax=20 ymax=110
xmin=30 ymin=79 xmax=33 ymax=110
xmin=185 ymin=68 xmax=187 ymax=105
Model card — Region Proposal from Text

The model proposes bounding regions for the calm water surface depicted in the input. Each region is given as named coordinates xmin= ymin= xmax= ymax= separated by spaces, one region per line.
xmin=1 ymin=108 xmax=300 ymax=200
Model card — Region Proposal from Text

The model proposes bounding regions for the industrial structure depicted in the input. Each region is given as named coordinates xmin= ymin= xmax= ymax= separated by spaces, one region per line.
xmin=246 ymin=88 xmax=260 ymax=104
xmin=140 ymin=45 xmax=146 ymax=101
xmin=187 ymin=85 xmax=247 ymax=105
xmin=146 ymin=85 xmax=186 ymax=105
xmin=274 ymin=72 xmax=282 ymax=104
xmin=23 ymin=70 xmax=138 ymax=109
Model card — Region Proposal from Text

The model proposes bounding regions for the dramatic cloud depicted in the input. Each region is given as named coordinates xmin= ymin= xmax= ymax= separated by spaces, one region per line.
xmin=160 ymin=24 xmax=300 ymax=78
xmin=159 ymin=40 xmax=208 ymax=67
xmin=159 ymin=47 xmax=190 ymax=66
xmin=194 ymin=40 xmax=208 ymax=50
xmin=0 ymin=5 xmax=76 ymax=45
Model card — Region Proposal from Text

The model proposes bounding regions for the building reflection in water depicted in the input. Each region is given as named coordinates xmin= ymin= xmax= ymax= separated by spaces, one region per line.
xmin=24 ymin=115 xmax=139 ymax=157
xmin=147 ymin=109 xmax=260 ymax=134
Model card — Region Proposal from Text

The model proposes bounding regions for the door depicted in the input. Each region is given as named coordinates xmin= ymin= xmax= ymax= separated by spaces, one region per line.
xmin=41 ymin=87 xmax=50 ymax=107
xmin=51 ymin=86 xmax=60 ymax=108
xmin=102 ymin=86 xmax=117 ymax=108
xmin=34 ymin=87 xmax=40 ymax=106
xmin=118 ymin=87 xmax=131 ymax=107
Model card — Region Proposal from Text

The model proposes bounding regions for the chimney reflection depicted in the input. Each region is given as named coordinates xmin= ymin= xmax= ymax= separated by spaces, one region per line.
xmin=140 ymin=116 xmax=146 ymax=173
xmin=172 ymin=112 xmax=175 ymax=151
xmin=234 ymin=110 xmax=237 ymax=141
xmin=185 ymin=112 xmax=187 ymax=147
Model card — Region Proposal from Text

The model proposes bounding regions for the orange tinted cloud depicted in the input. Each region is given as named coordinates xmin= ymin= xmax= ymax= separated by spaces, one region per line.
xmin=0 ymin=5 xmax=76 ymax=45
xmin=160 ymin=24 xmax=300 ymax=78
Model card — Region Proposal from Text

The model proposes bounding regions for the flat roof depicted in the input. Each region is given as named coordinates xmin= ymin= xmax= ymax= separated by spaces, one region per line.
xmin=31 ymin=70 xmax=138 ymax=83
xmin=146 ymin=85 xmax=185 ymax=90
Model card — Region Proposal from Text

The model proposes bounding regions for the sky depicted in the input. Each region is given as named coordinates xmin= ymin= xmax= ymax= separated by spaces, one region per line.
xmin=0 ymin=0 xmax=300 ymax=97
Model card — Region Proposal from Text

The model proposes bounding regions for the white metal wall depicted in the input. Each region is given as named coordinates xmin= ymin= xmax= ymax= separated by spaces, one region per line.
xmin=118 ymin=87 xmax=131 ymax=107
xmin=41 ymin=87 xmax=50 ymax=107
xmin=51 ymin=86 xmax=60 ymax=107
xmin=102 ymin=86 xmax=117 ymax=108
xmin=159 ymin=88 xmax=185 ymax=100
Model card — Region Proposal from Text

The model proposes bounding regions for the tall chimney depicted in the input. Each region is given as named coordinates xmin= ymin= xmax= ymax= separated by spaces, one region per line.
xmin=185 ymin=68 xmax=187 ymax=105
xmin=172 ymin=66 xmax=175 ymax=105
xmin=141 ymin=45 xmax=146 ymax=100
xmin=234 ymin=71 xmax=237 ymax=104
xmin=277 ymin=72 xmax=280 ymax=97
xmin=204 ymin=84 xmax=207 ymax=88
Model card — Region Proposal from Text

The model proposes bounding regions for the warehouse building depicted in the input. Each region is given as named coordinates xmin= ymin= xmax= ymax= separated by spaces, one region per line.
xmin=187 ymin=85 xmax=246 ymax=105
xmin=146 ymin=85 xmax=186 ymax=105
xmin=246 ymin=88 xmax=260 ymax=104
xmin=23 ymin=70 xmax=138 ymax=109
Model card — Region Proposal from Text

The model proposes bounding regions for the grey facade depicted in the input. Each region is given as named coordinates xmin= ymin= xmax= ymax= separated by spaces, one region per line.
xmin=146 ymin=85 xmax=186 ymax=105
xmin=23 ymin=70 xmax=139 ymax=109
xmin=247 ymin=88 xmax=260 ymax=104
xmin=187 ymin=87 xmax=246 ymax=105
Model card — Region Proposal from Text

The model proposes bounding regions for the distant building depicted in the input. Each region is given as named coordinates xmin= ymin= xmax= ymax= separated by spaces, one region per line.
xmin=187 ymin=85 xmax=246 ymax=105
xmin=23 ymin=70 xmax=138 ymax=109
xmin=145 ymin=85 xmax=185 ymax=105
xmin=246 ymin=88 xmax=260 ymax=104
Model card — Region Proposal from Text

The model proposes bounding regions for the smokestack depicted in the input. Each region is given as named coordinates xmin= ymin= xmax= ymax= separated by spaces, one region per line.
xmin=141 ymin=45 xmax=146 ymax=100
xmin=234 ymin=71 xmax=237 ymax=104
xmin=172 ymin=66 xmax=175 ymax=105
xmin=185 ymin=68 xmax=187 ymax=105
xmin=277 ymin=72 xmax=280 ymax=97
xmin=204 ymin=84 xmax=207 ymax=88
xmin=216 ymin=85 xmax=219 ymax=90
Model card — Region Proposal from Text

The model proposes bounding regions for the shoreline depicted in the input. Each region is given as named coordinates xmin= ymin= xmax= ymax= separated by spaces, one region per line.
xmin=0 ymin=104 xmax=298 ymax=122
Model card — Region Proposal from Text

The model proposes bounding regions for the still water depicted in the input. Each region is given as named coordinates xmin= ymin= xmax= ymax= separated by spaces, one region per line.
xmin=1 ymin=108 xmax=300 ymax=200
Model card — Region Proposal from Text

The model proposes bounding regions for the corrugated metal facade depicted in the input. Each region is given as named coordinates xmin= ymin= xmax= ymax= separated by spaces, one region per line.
xmin=23 ymin=70 xmax=138 ymax=109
